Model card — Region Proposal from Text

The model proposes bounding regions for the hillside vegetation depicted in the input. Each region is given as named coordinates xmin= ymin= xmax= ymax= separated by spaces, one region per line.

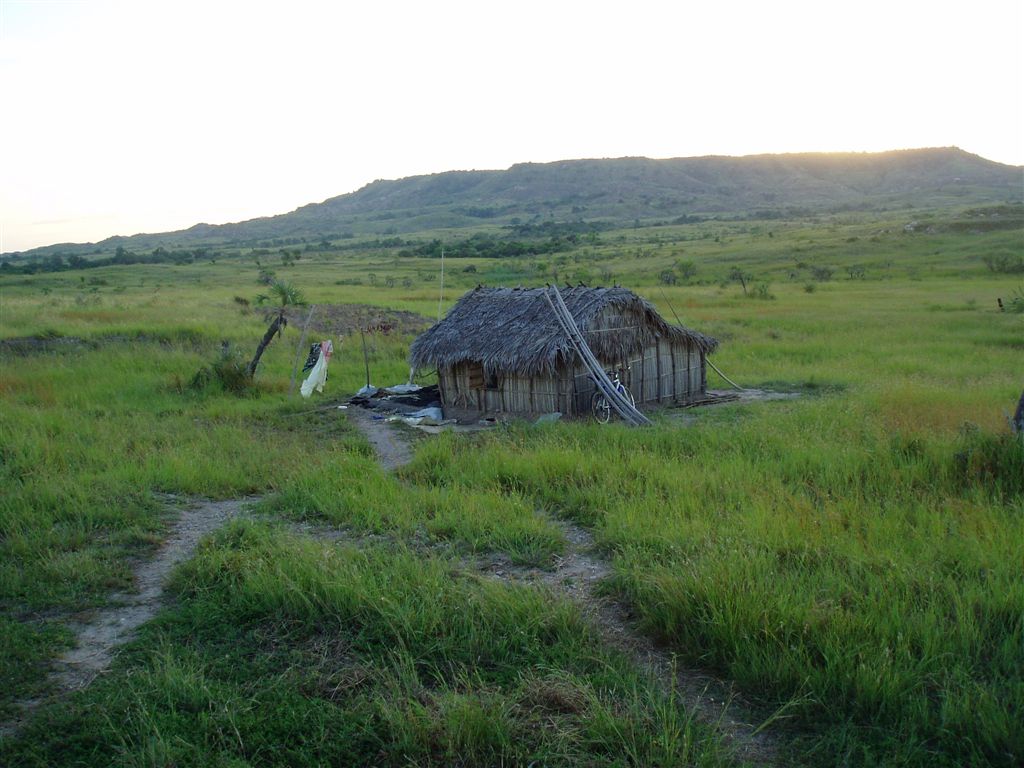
xmin=5 ymin=148 xmax=1021 ymax=261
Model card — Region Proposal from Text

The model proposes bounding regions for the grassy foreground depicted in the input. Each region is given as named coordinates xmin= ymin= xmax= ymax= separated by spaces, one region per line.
xmin=1 ymin=212 xmax=1022 ymax=765
xmin=5 ymin=521 xmax=732 ymax=766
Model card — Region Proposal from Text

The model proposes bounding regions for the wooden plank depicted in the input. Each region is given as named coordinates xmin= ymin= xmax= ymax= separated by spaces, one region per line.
xmin=670 ymin=343 xmax=678 ymax=403
xmin=655 ymin=341 xmax=663 ymax=402
xmin=639 ymin=349 xmax=646 ymax=403
xmin=685 ymin=346 xmax=692 ymax=400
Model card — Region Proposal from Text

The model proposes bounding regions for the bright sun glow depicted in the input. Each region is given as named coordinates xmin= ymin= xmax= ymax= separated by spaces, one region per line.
xmin=1 ymin=0 xmax=1021 ymax=252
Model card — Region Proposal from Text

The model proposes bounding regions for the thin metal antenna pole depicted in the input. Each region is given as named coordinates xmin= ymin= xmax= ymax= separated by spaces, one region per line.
xmin=437 ymin=247 xmax=445 ymax=322
xmin=287 ymin=304 xmax=317 ymax=397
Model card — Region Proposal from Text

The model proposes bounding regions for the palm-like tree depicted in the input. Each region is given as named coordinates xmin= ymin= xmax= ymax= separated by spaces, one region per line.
xmin=247 ymin=279 xmax=305 ymax=377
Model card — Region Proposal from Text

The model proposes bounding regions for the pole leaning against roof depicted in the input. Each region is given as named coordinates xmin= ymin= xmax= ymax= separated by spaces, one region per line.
xmin=544 ymin=285 xmax=651 ymax=426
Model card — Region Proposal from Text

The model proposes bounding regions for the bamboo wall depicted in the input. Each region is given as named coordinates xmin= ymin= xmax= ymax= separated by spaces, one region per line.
xmin=437 ymin=338 xmax=707 ymax=419
xmin=571 ymin=338 xmax=704 ymax=412
xmin=439 ymin=363 xmax=571 ymax=416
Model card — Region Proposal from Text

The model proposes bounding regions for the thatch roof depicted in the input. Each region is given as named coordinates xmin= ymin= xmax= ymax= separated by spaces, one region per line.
xmin=410 ymin=286 xmax=718 ymax=376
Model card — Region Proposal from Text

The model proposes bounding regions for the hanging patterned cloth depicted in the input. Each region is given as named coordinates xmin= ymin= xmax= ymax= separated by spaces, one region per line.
xmin=301 ymin=342 xmax=322 ymax=373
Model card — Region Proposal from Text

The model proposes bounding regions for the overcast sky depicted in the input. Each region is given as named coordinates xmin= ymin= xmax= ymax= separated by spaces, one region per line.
xmin=2 ymin=0 xmax=1022 ymax=252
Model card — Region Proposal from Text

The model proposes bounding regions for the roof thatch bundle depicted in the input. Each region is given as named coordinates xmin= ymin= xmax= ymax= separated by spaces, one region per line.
xmin=410 ymin=286 xmax=717 ymax=376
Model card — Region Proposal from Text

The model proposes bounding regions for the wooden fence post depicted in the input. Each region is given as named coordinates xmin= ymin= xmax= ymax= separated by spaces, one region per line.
xmin=288 ymin=305 xmax=317 ymax=397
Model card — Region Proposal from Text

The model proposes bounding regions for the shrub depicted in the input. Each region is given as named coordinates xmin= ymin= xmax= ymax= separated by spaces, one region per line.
xmin=675 ymin=260 xmax=698 ymax=282
xmin=1005 ymin=286 xmax=1024 ymax=314
xmin=952 ymin=424 xmax=1024 ymax=498
xmin=189 ymin=345 xmax=256 ymax=396
xmin=810 ymin=266 xmax=833 ymax=282
xmin=982 ymin=254 xmax=1024 ymax=274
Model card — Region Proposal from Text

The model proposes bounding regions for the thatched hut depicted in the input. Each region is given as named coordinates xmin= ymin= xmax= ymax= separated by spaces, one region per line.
xmin=409 ymin=286 xmax=718 ymax=419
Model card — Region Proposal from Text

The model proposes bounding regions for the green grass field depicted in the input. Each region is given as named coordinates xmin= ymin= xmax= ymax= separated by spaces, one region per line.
xmin=1 ymin=210 xmax=1021 ymax=766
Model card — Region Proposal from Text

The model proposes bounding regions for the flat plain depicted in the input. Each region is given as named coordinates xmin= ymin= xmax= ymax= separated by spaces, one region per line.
xmin=1 ymin=207 xmax=1022 ymax=766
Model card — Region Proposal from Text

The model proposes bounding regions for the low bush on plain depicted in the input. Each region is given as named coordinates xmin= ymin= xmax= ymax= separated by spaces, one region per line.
xmin=188 ymin=344 xmax=255 ymax=395
xmin=953 ymin=423 xmax=1024 ymax=498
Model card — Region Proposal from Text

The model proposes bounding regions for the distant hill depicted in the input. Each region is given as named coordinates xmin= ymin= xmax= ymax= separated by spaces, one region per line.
xmin=8 ymin=147 xmax=1022 ymax=258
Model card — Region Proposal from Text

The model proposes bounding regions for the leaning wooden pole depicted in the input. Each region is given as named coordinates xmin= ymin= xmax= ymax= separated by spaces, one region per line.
xmin=706 ymin=357 xmax=745 ymax=391
xmin=360 ymin=328 xmax=371 ymax=388
xmin=660 ymin=286 xmax=743 ymax=391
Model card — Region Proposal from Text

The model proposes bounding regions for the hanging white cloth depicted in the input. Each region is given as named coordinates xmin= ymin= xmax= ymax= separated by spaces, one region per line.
xmin=300 ymin=340 xmax=333 ymax=398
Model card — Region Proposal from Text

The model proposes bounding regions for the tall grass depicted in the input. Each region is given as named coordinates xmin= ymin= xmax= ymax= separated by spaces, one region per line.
xmin=1 ymin=521 xmax=733 ymax=767
xmin=2 ymin=212 xmax=1021 ymax=763
xmin=403 ymin=404 xmax=1023 ymax=766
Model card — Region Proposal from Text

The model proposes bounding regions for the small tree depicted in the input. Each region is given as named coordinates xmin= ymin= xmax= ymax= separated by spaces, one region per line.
xmin=675 ymin=260 xmax=698 ymax=283
xmin=728 ymin=267 xmax=752 ymax=296
xmin=810 ymin=266 xmax=833 ymax=282
xmin=247 ymin=280 xmax=305 ymax=377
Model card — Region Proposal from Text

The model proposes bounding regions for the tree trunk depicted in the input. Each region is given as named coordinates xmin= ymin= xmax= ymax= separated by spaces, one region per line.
xmin=248 ymin=314 xmax=284 ymax=376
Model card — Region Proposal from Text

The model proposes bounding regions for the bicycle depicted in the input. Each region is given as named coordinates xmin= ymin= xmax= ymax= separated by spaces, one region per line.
xmin=591 ymin=368 xmax=635 ymax=423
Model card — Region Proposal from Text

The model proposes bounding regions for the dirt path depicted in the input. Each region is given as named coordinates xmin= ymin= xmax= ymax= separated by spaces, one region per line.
xmin=475 ymin=517 xmax=778 ymax=766
xmin=351 ymin=410 xmax=781 ymax=765
xmin=346 ymin=407 xmax=415 ymax=471
xmin=1 ymin=496 xmax=254 ymax=738
xmin=6 ymin=411 xmax=781 ymax=762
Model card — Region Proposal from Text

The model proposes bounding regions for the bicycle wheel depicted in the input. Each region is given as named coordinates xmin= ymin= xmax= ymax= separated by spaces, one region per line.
xmin=591 ymin=391 xmax=612 ymax=423
xmin=620 ymin=385 xmax=636 ymax=409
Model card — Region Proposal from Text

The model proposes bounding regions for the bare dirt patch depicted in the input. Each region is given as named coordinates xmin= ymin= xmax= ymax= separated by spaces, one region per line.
xmin=719 ymin=388 xmax=802 ymax=403
xmin=345 ymin=407 xmax=415 ymax=471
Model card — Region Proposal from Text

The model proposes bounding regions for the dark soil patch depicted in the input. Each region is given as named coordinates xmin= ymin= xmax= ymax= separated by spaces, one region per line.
xmin=284 ymin=303 xmax=430 ymax=338
xmin=0 ymin=334 xmax=91 ymax=355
